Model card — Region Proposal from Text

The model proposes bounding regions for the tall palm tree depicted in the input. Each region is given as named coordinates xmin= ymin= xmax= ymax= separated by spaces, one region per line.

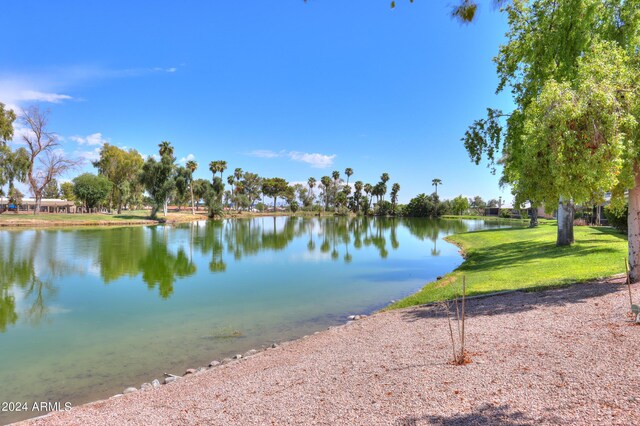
xmin=320 ymin=176 xmax=332 ymax=212
xmin=158 ymin=141 xmax=174 ymax=158
xmin=354 ymin=180 xmax=363 ymax=212
xmin=209 ymin=161 xmax=218 ymax=181
xmin=345 ymin=168 xmax=353 ymax=186
xmin=364 ymin=183 xmax=373 ymax=214
xmin=332 ymin=170 xmax=340 ymax=187
xmin=307 ymin=177 xmax=316 ymax=208
xmin=391 ymin=183 xmax=400 ymax=214
xmin=186 ymin=160 xmax=198 ymax=214
xmin=219 ymin=160 xmax=227 ymax=181
xmin=432 ymin=178 xmax=442 ymax=196
xmin=227 ymin=175 xmax=236 ymax=200
xmin=234 ymin=167 xmax=243 ymax=181
xmin=373 ymin=183 xmax=384 ymax=204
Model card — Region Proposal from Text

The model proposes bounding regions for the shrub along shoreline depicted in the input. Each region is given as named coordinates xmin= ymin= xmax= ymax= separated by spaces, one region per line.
xmin=387 ymin=221 xmax=628 ymax=310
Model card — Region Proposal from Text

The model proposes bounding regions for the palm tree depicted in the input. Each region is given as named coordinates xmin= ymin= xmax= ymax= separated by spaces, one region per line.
xmin=345 ymin=168 xmax=353 ymax=186
xmin=186 ymin=160 xmax=198 ymax=214
xmin=332 ymin=170 xmax=340 ymax=190
xmin=372 ymin=183 xmax=383 ymax=204
xmin=354 ymin=180 xmax=363 ymax=212
xmin=380 ymin=172 xmax=390 ymax=184
xmin=432 ymin=178 xmax=442 ymax=196
xmin=391 ymin=183 xmax=400 ymax=214
xmin=219 ymin=160 xmax=227 ymax=181
xmin=227 ymin=175 xmax=236 ymax=203
xmin=234 ymin=167 xmax=243 ymax=181
xmin=364 ymin=183 xmax=373 ymax=214
xmin=208 ymin=160 xmax=227 ymax=180
xmin=307 ymin=177 xmax=316 ymax=208
xmin=158 ymin=141 xmax=174 ymax=158
xmin=320 ymin=176 xmax=332 ymax=212
xmin=209 ymin=161 xmax=218 ymax=181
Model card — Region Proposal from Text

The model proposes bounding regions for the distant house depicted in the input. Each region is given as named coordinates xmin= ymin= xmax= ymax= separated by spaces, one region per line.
xmin=0 ymin=197 xmax=77 ymax=214
xmin=484 ymin=198 xmax=610 ymax=225
xmin=484 ymin=204 xmax=553 ymax=219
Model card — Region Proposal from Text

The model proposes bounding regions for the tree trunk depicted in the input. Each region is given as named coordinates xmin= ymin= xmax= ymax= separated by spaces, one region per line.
xmin=34 ymin=192 xmax=42 ymax=215
xmin=150 ymin=205 xmax=158 ymax=219
xmin=529 ymin=203 xmax=538 ymax=228
xmin=556 ymin=197 xmax=574 ymax=246
xmin=190 ymin=186 xmax=195 ymax=215
xmin=273 ymin=196 xmax=277 ymax=213
xmin=628 ymin=167 xmax=640 ymax=282
xmin=117 ymin=204 xmax=122 ymax=214
xmin=163 ymin=199 xmax=168 ymax=217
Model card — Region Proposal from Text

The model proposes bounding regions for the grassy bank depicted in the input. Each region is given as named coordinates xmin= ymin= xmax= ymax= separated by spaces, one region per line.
xmin=0 ymin=209 xmax=340 ymax=227
xmin=387 ymin=222 xmax=628 ymax=309
xmin=441 ymin=214 xmax=534 ymax=223
xmin=0 ymin=210 xmax=209 ymax=227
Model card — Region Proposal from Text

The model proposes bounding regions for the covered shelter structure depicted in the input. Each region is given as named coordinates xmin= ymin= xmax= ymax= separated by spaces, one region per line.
xmin=0 ymin=197 xmax=77 ymax=214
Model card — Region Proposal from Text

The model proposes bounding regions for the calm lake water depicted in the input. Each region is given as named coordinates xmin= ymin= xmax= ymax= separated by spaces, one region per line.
xmin=0 ymin=217 xmax=510 ymax=423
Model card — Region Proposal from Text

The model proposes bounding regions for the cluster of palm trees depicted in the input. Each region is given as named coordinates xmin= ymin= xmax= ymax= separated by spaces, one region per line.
xmin=130 ymin=141 xmax=445 ymax=218
xmin=305 ymin=169 xmax=404 ymax=215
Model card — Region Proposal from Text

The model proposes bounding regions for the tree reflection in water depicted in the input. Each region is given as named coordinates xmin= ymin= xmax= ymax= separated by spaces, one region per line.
xmin=0 ymin=217 xmax=474 ymax=331
xmin=0 ymin=230 xmax=62 ymax=331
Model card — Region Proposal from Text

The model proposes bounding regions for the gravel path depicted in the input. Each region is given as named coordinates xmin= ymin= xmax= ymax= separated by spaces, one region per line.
xmin=21 ymin=278 xmax=640 ymax=425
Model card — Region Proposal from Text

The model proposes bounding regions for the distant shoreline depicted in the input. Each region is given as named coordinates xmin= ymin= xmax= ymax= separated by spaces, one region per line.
xmin=0 ymin=210 xmax=342 ymax=228
xmin=0 ymin=212 xmax=528 ymax=229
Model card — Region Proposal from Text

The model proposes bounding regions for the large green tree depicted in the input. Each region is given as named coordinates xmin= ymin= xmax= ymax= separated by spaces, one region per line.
xmin=0 ymin=103 xmax=16 ymax=144
xmin=73 ymin=173 xmax=113 ymax=210
xmin=42 ymin=179 xmax=60 ymax=199
xmin=463 ymin=0 xmax=639 ymax=248
xmin=93 ymin=144 xmax=144 ymax=213
xmin=451 ymin=195 xmax=470 ymax=215
xmin=139 ymin=142 xmax=176 ymax=218
xmin=0 ymin=147 xmax=29 ymax=204
xmin=262 ymin=177 xmax=289 ymax=211
xmin=60 ymin=181 xmax=75 ymax=202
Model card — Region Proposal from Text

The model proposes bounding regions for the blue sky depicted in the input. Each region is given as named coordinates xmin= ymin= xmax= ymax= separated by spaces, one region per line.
xmin=1 ymin=0 xmax=514 ymax=204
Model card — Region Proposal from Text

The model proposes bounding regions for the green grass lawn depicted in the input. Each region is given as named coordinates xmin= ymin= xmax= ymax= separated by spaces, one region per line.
xmin=440 ymin=214 xmax=547 ymax=224
xmin=0 ymin=210 xmax=153 ymax=222
xmin=0 ymin=210 xmax=208 ymax=225
xmin=387 ymin=222 xmax=628 ymax=309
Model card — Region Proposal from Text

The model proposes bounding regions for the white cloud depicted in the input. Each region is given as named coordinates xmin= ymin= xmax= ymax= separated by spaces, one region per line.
xmin=247 ymin=149 xmax=284 ymax=158
xmin=245 ymin=149 xmax=336 ymax=168
xmin=0 ymin=64 xmax=179 ymax=113
xmin=142 ymin=153 xmax=161 ymax=161
xmin=19 ymin=90 xmax=72 ymax=103
xmin=70 ymin=132 xmax=108 ymax=146
xmin=9 ymin=120 xmax=34 ymax=145
xmin=0 ymin=77 xmax=73 ymax=112
xmin=288 ymin=151 xmax=336 ymax=168
xmin=74 ymin=147 xmax=101 ymax=162
xmin=178 ymin=153 xmax=196 ymax=164
xmin=152 ymin=67 xmax=178 ymax=74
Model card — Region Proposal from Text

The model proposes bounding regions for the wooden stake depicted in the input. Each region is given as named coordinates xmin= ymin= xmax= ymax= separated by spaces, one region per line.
xmin=461 ymin=276 xmax=466 ymax=361
xmin=625 ymin=257 xmax=633 ymax=309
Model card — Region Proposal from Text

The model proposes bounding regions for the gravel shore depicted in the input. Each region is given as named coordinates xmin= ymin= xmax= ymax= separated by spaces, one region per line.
xmin=21 ymin=278 xmax=640 ymax=425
